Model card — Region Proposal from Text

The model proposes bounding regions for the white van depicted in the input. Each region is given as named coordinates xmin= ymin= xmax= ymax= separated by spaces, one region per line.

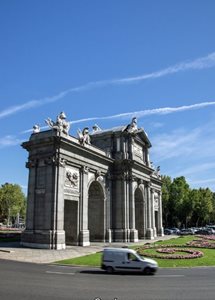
xmin=101 ymin=247 xmax=158 ymax=275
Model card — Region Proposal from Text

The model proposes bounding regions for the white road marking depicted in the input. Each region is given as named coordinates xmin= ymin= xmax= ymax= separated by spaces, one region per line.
xmin=155 ymin=275 xmax=185 ymax=278
xmin=48 ymin=264 xmax=83 ymax=269
xmin=46 ymin=271 xmax=75 ymax=275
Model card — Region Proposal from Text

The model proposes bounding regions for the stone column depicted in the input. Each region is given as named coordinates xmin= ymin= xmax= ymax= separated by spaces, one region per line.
xmin=105 ymin=180 xmax=112 ymax=243
xmin=146 ymin=148 xmax=150 ymax=167
xmin=125 ymin=177 xmax=129 ymax=241
xmin=129 ymin=179 xmax=138 ymax=242
xmin=22 ymin=153 xmax=66 ymax=250
xmin=146 ymin=183 xmax=154 ymax=239
xmin=157 ymin=191 xmax=164 ymax=236
xmin=21 ymin=159 xmax=37 ymax=246
xmin=51 ymin=157 xmax=66 ymax=249
xmin=79 ymin=166 xmax=90 ymax=246
xmin=151 ymin=188 xmax=157 ymax=238
xmin=112 ymin=174 xmax=129 ymax=242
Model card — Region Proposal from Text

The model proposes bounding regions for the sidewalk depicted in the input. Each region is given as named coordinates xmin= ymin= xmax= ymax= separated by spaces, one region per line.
xmin=0 ymin=235 xmax=176 ymax=264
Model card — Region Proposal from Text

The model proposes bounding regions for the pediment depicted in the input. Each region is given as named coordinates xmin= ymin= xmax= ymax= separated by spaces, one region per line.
xmin=134 ymin=128 xmax=152 ymax=148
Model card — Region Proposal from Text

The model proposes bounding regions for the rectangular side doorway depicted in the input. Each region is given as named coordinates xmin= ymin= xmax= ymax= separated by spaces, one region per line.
xmin=64 ymin=200 xmax=78 ymax=245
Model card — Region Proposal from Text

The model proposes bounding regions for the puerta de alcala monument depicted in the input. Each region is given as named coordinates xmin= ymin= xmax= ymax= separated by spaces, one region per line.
xmin=21 ymin=113 xmax=164 ymax=249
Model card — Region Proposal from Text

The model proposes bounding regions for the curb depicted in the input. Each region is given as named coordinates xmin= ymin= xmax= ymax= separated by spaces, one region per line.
xmin=0 ymin=249 xmax=15 ymax=253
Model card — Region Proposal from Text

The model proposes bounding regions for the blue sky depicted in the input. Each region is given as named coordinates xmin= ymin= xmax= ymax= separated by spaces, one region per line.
xmin=0 ymin=0 xmax=215 ymax=192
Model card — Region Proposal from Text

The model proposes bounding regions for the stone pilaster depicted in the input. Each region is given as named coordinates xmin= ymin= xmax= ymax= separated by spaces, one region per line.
xmin=51 ymin=156 xmax=66 ymax=249
xmin=22 ymin=153 xmax=67 ymax=249
xmin=105 ymin=175 xmax=112 ymax=243
xmin=157 ymin=191 xmax=164 ymax=236
xmin=79 ymin=166 xmax=90 ymax=246
xmin=111 ymin=170 xmax=130 ymax=242
xmin=151 ymin=188 xmax=157 ymax=238
xmin=129 ymin=180 xmax=138 ymax=242
xmin=146 ymin=183 xmax=154 ymax=239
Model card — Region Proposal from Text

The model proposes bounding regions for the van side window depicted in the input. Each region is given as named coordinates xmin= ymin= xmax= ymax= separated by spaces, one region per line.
xmin=127 ymin=253 xmax=138 ymax=261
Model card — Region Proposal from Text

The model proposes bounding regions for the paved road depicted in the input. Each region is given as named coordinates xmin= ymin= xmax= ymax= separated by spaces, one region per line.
xmin=1 ymin=259 xmax=215 ymax=300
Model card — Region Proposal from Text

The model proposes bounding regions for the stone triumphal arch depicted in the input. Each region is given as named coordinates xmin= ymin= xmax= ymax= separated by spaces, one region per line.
xmin=21 ymin=114 xmax=164 ymax=249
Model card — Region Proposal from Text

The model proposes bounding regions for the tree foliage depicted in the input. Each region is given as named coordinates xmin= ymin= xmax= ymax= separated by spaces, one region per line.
xmin=0 ymin=183 xmax=26 ymax=225
xmin=161 ymin=176 xmax=215 ymax=228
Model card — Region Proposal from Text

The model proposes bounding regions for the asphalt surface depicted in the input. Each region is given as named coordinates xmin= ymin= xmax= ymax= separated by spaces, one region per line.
xmin=0 ymin=259 xmax=215 ymax=300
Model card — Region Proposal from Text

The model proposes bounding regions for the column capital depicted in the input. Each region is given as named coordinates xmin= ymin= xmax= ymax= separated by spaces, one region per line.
xmin=81 ymin=165 xmax=89 ymax=174
xmin=145 ymin=181 xmax=151 ymax=188
xmin=44 ymin=156 xmax=67 ymax=167
xmin=158 ymin=190 xmax=162 ymax=196
xmin=137 ymin=178 xmax=144 ymax=186
xmin=26 ymin=159 xmax=38 ymax=168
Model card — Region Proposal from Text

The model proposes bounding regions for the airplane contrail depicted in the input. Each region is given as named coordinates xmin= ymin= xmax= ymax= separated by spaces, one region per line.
xmin=20 ymin=101 xmax=215 ymax=134
xmin=1 ymin=52 xmax=215 ymax=119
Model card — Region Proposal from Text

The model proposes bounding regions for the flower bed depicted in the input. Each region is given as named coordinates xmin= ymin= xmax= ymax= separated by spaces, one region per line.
xmin=137 ymin=244 xmax=204 ymax=259
xmin=196 ymin=235 xmax=215 ymax=241
xmin=186 ymin=235 xmax=215 ymax=249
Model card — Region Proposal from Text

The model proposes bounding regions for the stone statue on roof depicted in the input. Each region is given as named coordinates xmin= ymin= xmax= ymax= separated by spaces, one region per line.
xmin=124 ymin=117 xmax=138 ymax=133
xmin=45 ymin=112 xmax=70 ymax=135
xmin=92 ymin=124 xmax=102 ymax=132
xmin=77 ymin=127 xmax=91 ymax=146
xmin=32 ymin=124 xmax=40 ymax=133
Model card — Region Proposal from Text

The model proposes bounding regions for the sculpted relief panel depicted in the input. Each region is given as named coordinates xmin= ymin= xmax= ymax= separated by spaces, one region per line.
xmin=133 ymin=143 xmax=144 ymax=163
xmin=64 ymin=167 xmax=79 ymax=195
xmin=154 ymin=193 xmax=159 ymax=211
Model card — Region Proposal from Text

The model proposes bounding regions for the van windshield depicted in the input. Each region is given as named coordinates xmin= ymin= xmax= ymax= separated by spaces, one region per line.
xmin=135 ymin=252 xmax=145 ymax=260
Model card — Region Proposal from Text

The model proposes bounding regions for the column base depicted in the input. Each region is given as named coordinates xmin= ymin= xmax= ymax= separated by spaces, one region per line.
xmin=113 ymin=229 xmax=130 ymax=242
xmin=153 ymin=227 xmax=157 ymax=238
xmin=21 ymin=229 xmax=66 ymax=249
xmin=105 ymin=229 xmax=112 ymax=243
xmin=157 ymin=227 xmax=164 ymax=236
xmin=146 ymin=228 xmax=154 ymax=240
xmin=129 ymin=229 xmax=139 ymax=242
xmin=79 ymin=230 xmax=90 ymax=246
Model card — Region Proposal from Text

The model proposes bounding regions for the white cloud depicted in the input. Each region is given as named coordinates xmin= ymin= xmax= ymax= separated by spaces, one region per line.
xmin=150 ymin=128 xmax=202 ymax=161
xmin=150 ymin=121 xmax=215 ymax=191
xmin=1 ymin=51 xmax=215 ymax=119
xmin=188 ymin=178 xmax=215 ymax=185
xmin=150 ymin=122 xmax=164 ymax=129
xmin=151 ymin=121 xmax=215 ymax=163
xmin=175 ymin=163 xmax=215 ymax=177
xmin=0 ymin=135 xmax=23 ymax=148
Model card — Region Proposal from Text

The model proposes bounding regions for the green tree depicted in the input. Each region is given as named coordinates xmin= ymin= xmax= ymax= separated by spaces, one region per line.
xmin=210 ymin=193 xmax=215 ymax=224
xmin=169 ymin=176 xmax=190 ymax=228
xmin=192 ymin=188 xmax=213 ymax=227
xmin=161 ymin=175 xmax=172 ymax=228
xmin=161 ymin=174 xmax=214 ymax=228
xmin=0 ymin=183 xmax=26 ymax=225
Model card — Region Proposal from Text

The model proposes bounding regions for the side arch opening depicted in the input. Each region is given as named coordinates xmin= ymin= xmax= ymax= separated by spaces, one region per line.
xmin=134 ymin=187 xmax=145 ymax=239
xmin=88 ymin=181 xmax=105 ymax=242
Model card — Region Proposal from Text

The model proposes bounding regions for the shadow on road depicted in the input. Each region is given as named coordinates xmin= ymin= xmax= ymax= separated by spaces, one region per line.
xmin=80 ymin=269 xmax=153 ymax=276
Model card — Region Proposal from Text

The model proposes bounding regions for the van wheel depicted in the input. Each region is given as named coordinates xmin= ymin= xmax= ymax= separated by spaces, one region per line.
xmin=106 ymin=266 xmax=114 ymax=274
xmin=143 ymin=267 xmax=153 ymax=275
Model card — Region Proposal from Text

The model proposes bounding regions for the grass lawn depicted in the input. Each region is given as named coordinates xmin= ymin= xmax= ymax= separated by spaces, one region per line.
xmin=57 ymin=252 xmax=102 ymax=266
xmin=56 ymin=236 xmax=215 ymax=268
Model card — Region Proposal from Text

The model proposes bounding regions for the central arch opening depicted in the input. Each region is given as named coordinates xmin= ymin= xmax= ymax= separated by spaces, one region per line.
xmin=134 ymin=187 xmax=145 ymax=239
xmin=64 ymin=200 xmax=78 ymax=245
xmin=88 ymin=181 xmax=105 ymax=242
